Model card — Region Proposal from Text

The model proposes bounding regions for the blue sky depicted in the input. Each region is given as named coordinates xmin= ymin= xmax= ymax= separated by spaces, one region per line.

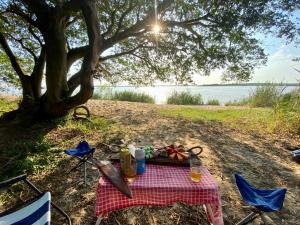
xmin=196 ymin=35 xmax=300 ymax=84
xmin=197 ymin=10 xmax=300 ymax=85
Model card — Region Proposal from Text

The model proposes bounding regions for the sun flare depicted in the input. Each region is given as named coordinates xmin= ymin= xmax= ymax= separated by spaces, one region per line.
xmin=153 ymin=24 xmax=161 ymax=34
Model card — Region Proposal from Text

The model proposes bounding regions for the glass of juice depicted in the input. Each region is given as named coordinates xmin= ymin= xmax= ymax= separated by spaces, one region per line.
xmin=125 ymin=158 xmax=137 ymax=183
xmin=189 ymin=157 xmax=202 ymax=182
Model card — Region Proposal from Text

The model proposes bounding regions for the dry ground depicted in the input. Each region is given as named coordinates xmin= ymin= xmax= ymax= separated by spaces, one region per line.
xmin=1 ymin=100 xmax=299 ymax=225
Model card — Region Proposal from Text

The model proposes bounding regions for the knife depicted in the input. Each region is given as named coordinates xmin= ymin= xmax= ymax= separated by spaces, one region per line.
xmin=92 ymin=159 xmax=132 ymax=198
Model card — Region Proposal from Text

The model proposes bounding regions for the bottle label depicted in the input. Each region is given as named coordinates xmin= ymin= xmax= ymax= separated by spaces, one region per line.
xmin=136 ymin=159 xmax=145 ymax=174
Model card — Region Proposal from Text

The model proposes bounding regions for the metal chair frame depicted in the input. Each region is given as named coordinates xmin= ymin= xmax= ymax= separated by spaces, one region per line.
xmin=68 ymin=151 xmax=94 ymax=185
xmin=0 ymin=174 xmax=72 ymax=225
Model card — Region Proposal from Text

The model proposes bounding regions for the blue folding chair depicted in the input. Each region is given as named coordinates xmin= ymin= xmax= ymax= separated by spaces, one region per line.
xmin=64 ymin=141 xmax=95 ymax=185
xmin=0 ymin=174 xmax=71 ymax=225
xmin=234 ymin=173 xmax=286 ymax=225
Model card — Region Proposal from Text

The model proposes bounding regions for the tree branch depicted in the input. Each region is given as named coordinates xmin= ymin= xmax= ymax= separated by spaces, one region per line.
xmin=31 ymin=45 xmax=46 ymax=99
xmin=8 ymin=35 xmax=38 ymax=62
xmin=67 ymin=0 xmax=172 ymax=71
xmin=61 ymin=0 xmax=81 ymax=15
xmin=102 ymin=9 xmax=117 ymax=38
xmin=62 ymin=0 xmax=102 ymax=109
xmin=0 ymin=32 xmax=26 ymax=79
xmin=6 ymin=5 xmax=39 ymax=27
xmin=28 ymin=26 xmax=43 ymax=45
xmin=115 ymin=0 xmax=135 ymax=34
xmin=100 ymin=45 xmax=153 ymax=61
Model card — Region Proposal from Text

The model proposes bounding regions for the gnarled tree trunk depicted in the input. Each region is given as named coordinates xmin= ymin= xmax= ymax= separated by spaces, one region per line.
xmin=33 ymin=0 xmax=101 ymax=118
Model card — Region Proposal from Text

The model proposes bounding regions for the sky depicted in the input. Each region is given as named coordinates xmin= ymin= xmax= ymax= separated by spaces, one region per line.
xmin=195 ymin=35 xmax=300 ymax=85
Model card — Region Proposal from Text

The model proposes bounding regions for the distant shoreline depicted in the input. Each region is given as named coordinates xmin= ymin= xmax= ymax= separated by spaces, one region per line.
xmin=95 ymin=83 xmax=299 ymax=88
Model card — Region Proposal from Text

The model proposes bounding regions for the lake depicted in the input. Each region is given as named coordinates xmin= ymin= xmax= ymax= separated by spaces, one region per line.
xmin=2 ymin=85 xmax=298 ymax=105
xmin=94 ymin=85 xmax=298 ymax=105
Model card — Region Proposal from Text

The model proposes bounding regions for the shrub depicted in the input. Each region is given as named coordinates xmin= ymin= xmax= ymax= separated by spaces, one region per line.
xmin=248 ymin=84 xmax=280 ymax=107
xmin=92 ymin=88 xmax=155 ymax=103
xmin=92 ymin=85 xmax=113 ymax=100
xmin=112 ymin=91 xmax=155 ymax=103
xmin=272 ymin=88 xmax=300 ymax=134
xmin=224 ymin=98 xmax=249 ymax=106
xmin=167 ymin=91 xmax=203 ymax=105
xmin=206 ymin=99 xmax=220 ymax=105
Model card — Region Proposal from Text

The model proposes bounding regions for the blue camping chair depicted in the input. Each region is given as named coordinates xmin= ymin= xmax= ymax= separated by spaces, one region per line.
xmin=234 ymin=173 xmax=286 ymax=225
xmin=64 ymin=141 xmax=95 ymax=185
xmin=0 ymin=174 xmax=71 ymax=225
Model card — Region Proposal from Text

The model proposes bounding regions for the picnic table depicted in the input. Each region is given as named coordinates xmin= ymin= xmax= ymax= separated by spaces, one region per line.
xmin=95 ymin=164 xmax=224 ymax=225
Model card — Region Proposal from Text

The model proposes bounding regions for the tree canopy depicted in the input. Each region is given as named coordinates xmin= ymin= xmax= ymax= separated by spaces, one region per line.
xmin=0 ymin=0 xmax=299 ymax=117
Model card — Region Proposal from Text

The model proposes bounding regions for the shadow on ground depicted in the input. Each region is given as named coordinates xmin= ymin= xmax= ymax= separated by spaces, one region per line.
xmin=1 ymin=100 xmax=299 ymax=225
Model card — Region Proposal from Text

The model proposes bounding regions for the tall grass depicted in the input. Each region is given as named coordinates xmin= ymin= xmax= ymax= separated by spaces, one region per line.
xmin=167 ymin=91 xmax=203 ymax=105
xmin=273 ymin=88 xmax=300 ymax=133
xmin=206 ymin=99 xmax=220 ymax=105
xmin=93 ymin=89 xmax=155 ymax=103
xmin=111 ymin=91 xmax=155 ymax=103
xmin=248 ymin=84 xmax=280 ymax=107
xmin=92 ymin=85 xmax=113 ymax=100
xmin=225 ymin=83 xmax=280 ymax=107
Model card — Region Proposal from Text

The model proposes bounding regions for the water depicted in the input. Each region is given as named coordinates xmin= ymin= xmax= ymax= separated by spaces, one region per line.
xmin=94 ymin=85 xmax=298 ymax=105
xmin=2 ymin=85 xmax=298 ymax=105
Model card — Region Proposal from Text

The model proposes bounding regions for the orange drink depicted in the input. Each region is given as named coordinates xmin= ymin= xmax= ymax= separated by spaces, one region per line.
xmin=189 ymin=157 xmax=202 ymax=182
xmin=125 ymin=158 xmax=137 ymax=183
xmin=190 ymin=167 xmax=202 ymax=182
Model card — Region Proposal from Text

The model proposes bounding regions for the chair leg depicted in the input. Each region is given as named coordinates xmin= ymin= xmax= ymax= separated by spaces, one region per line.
xmin=259 ymin=212 xmax=275 ymax=225
xmin=235 ymin=212 xmax=258 ymax=225
xmin=68 ymin=160 xmax=85 ymax=173
xmin=84 ymin=161 xmax=87 ymax=185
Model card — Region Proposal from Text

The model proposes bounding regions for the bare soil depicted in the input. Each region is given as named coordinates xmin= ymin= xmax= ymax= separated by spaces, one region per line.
xmin=1 ymin=100 xmax=299 ymax=225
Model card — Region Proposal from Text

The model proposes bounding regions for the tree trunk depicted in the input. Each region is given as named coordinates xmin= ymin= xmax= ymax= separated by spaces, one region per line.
xmin=41 ymin=9 xmax=68 ymax=116
xmin=36 ymin=0 xmax=101 ymax=118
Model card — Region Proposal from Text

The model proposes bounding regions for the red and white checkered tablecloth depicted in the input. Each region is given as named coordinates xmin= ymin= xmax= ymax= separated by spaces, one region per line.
xmin=95 ymin=164 xmax=224 ymax=225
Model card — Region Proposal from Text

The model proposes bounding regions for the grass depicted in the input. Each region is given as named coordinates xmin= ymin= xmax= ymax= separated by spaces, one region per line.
xmin=167 ymin=91 xmax=203 ymax=105
xmin=112 ymin=91 xmax=155 ymax=103
xmin=225 ymin=83 xmax=281 ymax=107
xmin=0 ymin=103 xmax=125 ymax=180
xmin=225 ymin=99 xmax=249 ymax=106
xmin=206 ymin=99 xmax=220 ymax=105
xmin=248 ymin=84 xmax=280 ymax=107
xmin=0 ymin=97 xmax=18 ymax=116
xmin=158 ymin=107 xmax=286 ymax=134
xmin=93 ymin=90 xmax=155 ymax=103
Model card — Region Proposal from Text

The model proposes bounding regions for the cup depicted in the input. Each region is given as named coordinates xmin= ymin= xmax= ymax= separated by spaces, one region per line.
xmin=189 ymin=157 xmax=202 ymax=182
xmin=125 ymin=158 xmax=137 ymax=183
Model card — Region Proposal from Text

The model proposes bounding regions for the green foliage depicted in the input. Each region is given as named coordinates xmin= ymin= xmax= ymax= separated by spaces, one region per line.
xmin=112 ymin=91 xmax=155 ymax=103
xmin=161 ymin=87 xmax=300 ymax=135
xmin=167 ymin=91 xmax=203 ymax=105
xmin=0 ymin=97 xmax=18 ymax=116
xmin=224 ymin=99 xmax=249 ymax=106
xmin=206 ymin=99 xmax=220 ymax=105
xmin=272 ymin=88 xmax=300 ymax=133
xmin=159 ymin=107 xmax=283 ymax=134
xmin=92 ymin=85 xmax=114 ymax=100
xmin=248 ymin=84 xmax=280 ymax=107
xmin=93 ymin=89 xmax=155 ymax=104
xmin=0 ymin=113 xmax=118 ymax=180
xmin=1 ymin=138 xmax=54 ymax=180
xmin=1 ymin=0 xmax=299 ymax=92
xmin=225 ymin=84 xmax=281 ymax=107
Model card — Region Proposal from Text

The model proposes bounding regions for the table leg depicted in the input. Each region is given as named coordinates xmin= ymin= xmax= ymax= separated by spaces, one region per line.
xmin=204 ymin=203 xmax=224 ymax=225
xmin=95 ymin=216 xmax=103 ymax=225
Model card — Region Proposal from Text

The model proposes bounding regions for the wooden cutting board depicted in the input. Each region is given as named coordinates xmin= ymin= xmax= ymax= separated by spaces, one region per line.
xmin=109 ymin=155 xmax=190 ymax=167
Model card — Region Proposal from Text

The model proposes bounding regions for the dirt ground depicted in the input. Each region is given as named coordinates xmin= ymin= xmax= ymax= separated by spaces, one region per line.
xmin=1 ymin=100 xmax=299 ymax=225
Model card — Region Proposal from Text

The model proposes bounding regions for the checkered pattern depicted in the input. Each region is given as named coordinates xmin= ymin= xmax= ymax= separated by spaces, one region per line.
xmin=95 ymin=164 xmax=224 ymax=225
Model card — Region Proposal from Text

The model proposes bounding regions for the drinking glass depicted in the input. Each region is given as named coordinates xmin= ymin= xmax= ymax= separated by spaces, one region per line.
xmin=125 ymin=158 xmax=137 ymax=183
xmin=189 ymin=157 xmax=202 ymax=182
